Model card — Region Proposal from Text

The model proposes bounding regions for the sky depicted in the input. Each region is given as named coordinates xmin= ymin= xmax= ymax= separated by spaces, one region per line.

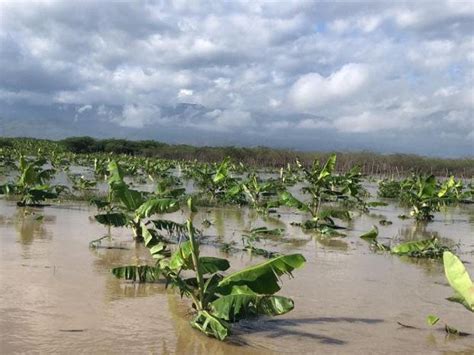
xmin=0 ymin=0 xmax=473 ymax=157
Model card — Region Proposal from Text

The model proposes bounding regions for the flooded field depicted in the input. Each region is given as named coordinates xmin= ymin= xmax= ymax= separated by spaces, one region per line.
xmin=1 ymin=197 xmax=473 ymax=354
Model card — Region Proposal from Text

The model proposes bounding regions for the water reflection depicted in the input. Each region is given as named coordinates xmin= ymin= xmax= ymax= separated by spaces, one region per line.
xmin=397 ymin=224 xmax=440 ymax=241
xmin=1 ymin=196 xmax=474 ymax=353
xmin=14 ymin=208 xmax=55 ymax=246
xmin=315 ymin=235 xmax=349 ymax=251
xmin=105 ymin=279 xmax=165 ymax=301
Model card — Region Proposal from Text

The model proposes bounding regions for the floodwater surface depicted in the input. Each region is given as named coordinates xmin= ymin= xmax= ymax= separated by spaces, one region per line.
xmin=1 ymin=199 xmax=473 ymax=354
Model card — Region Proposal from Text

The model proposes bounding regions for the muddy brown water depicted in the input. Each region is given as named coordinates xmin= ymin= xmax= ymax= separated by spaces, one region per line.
xmin=1 ymin=199 xmax=473 ymax=354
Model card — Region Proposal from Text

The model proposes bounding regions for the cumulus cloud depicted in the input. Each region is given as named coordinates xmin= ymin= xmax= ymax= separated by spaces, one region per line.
xmin=0 ymin=0 xmax=472 ymax=156
xmin=289 ymin=63 xmax=370 ymax=110
xmin=77 ymin=104 xmax=92 ymax=114
xmin=118 ymin=104 xmax=162 ymax=128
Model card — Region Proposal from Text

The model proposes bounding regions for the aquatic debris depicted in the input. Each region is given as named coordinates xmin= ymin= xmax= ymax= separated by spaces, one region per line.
xmin=359 ymin=227 xmax=451 ymax=258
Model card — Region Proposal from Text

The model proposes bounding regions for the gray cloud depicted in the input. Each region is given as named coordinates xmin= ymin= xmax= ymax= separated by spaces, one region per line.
xmin=0 ymin=0 xmax=472 ymax=156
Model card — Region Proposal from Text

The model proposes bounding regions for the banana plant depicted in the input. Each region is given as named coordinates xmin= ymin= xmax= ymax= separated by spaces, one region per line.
xmin=113 ymin=198 xmax=306 ymax=340
xmin=239 ymin=174 xmax=282 ymax=213
xmin=381 ymin=174 xmax=466 ymax=221
xmin=378 ymin=179 xmax=402 ymax=198
xmin=401 ymin=175 xmax=441 ymax=221
xmin=94 ymin=161 xmax=179 ymax=241
xmin=279 ymin=155 xmax=354 ymax=234
xmin=192 ymin=158 xmax=243 ymax=203
xmin=0 ymin=155 xmax=62 ymax=206
xmin=359 ymin=226 xmax=451 ymax=257
xmin=69 ymin=174 xmax=97 ymax=192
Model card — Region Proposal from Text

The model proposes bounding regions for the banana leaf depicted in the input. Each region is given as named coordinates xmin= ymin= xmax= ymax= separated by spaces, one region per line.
xmin=390 ymin=238 xmax=447 ymax=257
xmin=279 ymin=192 xmax=309 ymax=212
xmin=210 ymin=285 xmax=294 ymax=322
xmin=217 ymin=254 xmax=306 ymax=295
xmin=318 ymin=153 xmax=336 ymax=180
xmin=168 ymin=241 xmax=230 ymax=274
xmin=359 ymin=225 xmax=378 ymax=242
xmin=135 ymin=198 xmax=179 ymax=218
xmin=94 ymin=212 xmax=129 ymax=227
xmin=191 ymin=310 xmax=230 ymax=341
xmin=443 ymin=251 xmax=474 ymax=312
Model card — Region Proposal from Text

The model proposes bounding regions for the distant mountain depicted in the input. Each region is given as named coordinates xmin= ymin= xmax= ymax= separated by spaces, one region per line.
xmin=0 ymin=102 xmax=471 ymax=157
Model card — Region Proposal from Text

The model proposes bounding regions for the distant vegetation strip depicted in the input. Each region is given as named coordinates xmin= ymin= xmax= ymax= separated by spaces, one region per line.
xmin=1 ymin=136 xmax=472 ymax=177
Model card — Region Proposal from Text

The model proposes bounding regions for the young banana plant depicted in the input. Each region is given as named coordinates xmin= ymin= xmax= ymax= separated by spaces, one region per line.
xmin=280 ymin=155 xmax=353 ymax=235
xmin=0 ymin=155 xmax=62 ymax=206
xmin=93 ymin=161 xmax=180 ymax=241
xmin=113 ymin=197 xmax=306 ymax=340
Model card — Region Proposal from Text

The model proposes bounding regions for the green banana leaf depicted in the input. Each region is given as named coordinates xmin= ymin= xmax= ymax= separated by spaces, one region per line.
xmin=135 ymin=198 xmax=180 ymax=218
xmin=443 ymin=251 xmax=474 ymax=312
xmin=191 ymin=310 xmax=230 ymax=341
xmin=390 ymin=238 xmax=443 ymax=256
xmin=211 ymin=285 xmax=294 ymax=322
xmin=359 ymin=225 xmax=378 ymax=242
xmin=107 ymin=161 xmax=145 ymax=210
xmin=217 ymin=254 xmax=306 ymax=295
xmin=114 ymin=186 xmax=144 ymax=211
xmin=168 ymin=242 xmax=230 ymax=274
xmin=94 ymin=212 xmax=129 ymax=227
xmin=318 ymin=153 xmax=336 ymax=180
xmin=279 ymin=192 xmax=309 ymax=212
xmin=151 ymin=219 xmax=187 ymax=236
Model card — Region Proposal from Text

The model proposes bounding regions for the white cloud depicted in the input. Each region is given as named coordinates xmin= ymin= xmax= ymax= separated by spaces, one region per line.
xmin=333 ymin=111 xmax=405 ymax=133
xmin=268 ymin=98 xmax=281 ymax=108
xmin=209 ymin=109 xmax=254 ymax=130
xmin=178 ymin=89 xmax=193 ymax=99
xmin=118 ymin=104 xmax=161 ymax=128
xmin=289 ymin=63 xmax=370 ymax=111
xmin=0 ymin=0 xmax=473 ymax=155
xmin=77 ymin=104 xmax=92 ymax=113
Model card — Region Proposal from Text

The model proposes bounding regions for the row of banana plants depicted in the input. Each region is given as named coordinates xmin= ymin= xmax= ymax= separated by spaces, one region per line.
xmin=2 ymin=148 xmax=473 ymax=229
xmin=378 ymin=175 xmax=473 ymax=221
xmin=1 ymin=144 xmax=472 ymax=341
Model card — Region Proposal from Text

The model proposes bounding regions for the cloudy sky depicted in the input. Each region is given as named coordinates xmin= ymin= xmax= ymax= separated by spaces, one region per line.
xmin=0 ymin=0 xmax=473 ymax=156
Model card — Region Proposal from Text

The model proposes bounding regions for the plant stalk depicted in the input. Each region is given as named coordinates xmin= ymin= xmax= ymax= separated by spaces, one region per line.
xmin=187 ymin=219 xmax=205 ymax=310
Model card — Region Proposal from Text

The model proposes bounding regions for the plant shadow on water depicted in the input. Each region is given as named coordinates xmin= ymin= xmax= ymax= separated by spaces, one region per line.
xmin=232 ymin=317 xmax=384 ymax=345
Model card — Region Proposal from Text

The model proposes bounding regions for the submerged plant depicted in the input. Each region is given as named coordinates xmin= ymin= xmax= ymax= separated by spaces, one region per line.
xmin=112 ymin=198 xmax=306 ymax=340
xmin=359 ymin=226 xmax=451 ymax=258
xmin=279 ymin=154 xmax=363 ymax=235
xmin=94 ymin=161 xmax=179 ymax=241
xmin=0 ymin=155 xmax=62 ymax=206
xmin=379 ymin=174 xmax=468 ymax=222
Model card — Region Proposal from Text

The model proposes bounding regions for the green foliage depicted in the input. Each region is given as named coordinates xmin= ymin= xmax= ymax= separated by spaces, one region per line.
xmin=217 ymin=254 xmax=306 ymax=295
xmin=378 ymin=179 xmax=401 ymax=198
xmin=279 ymin=155 xmax=364 ymax=234
xmin=378 ymin=174 xmax=469 ymax=222
xmin=93 ymin=160 xmax=180 ymax=241
xmin=443 ymin=251 xmax=474 ymax=312
xmin=426 ymin=315 xmax=440 ymax=326
xmin=390 ymin=238 xmax=450 ymax=258
xmin=0 ymin=155 xmax=62 ymax=206
xmin=94 ymin=213 xmax=129 ymax=227
xmin=359 ymin=228 xmax=450 ymax=257
xmin=111 ymin=200 xmax=305 ymax=340
xmin=359 ymin=225 xmax=378 ymax=242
